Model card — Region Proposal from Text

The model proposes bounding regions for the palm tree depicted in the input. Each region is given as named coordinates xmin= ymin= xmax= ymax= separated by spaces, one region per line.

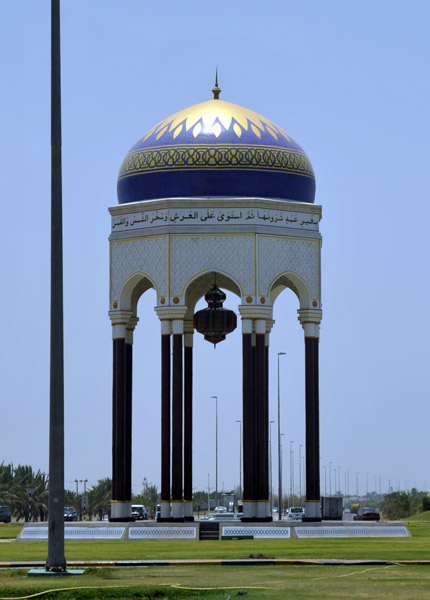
xmin=12 ymin=465 xmax=48 ymax=521
xmin=88 ymin=478 xmax=111 ymax=520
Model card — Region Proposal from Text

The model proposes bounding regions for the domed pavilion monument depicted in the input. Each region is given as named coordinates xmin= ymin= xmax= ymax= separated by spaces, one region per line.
xmin=108 ymin=80 xmax=322 ymax=522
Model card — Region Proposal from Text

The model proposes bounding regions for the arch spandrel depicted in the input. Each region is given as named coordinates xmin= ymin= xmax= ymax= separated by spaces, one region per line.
xmin=258 ymin=236 xmax=320 ymax=304
xmin=118 ymin=271 xmax=157 ymax=312
xmin=170 ymin=235 xmax=255 ymax=299
xmin=269 ymin=272 xmax=313 ymax=309
xmin=110 ymin=237 xmax=167 ymax=305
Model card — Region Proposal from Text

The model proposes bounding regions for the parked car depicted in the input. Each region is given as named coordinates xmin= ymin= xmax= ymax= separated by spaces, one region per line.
xmin=287 ymin=506 xmax=305 ymax=521
xmin=64 ymin=506 xmax=78 ymax=521
xmin=0 ymin=506 xmax=11 ymax=523
xmin=353 ymin=507 xmax=380 ymax=521
xmin=131 ymin=504 xmax=147 ymax=520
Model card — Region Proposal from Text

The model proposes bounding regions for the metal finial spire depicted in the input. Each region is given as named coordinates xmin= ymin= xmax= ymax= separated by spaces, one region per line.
xmin=212 ymin=68 xmax=221 ymax=100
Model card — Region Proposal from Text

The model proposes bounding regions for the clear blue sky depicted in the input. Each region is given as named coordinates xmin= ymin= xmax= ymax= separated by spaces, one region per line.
xmin=1 ymin=1 xmax=429 ymax=498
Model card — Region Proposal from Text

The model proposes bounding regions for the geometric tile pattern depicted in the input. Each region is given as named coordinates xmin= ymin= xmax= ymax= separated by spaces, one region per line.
xmin=129 ymin=527 xmax=197 ymax=539
xmin=259 ymin=236 xmax=320 ymax=299
xmin=222 ymin=526 xmax=291 ymax=538
xmin=171 ymin=235 xmax=255 ymax=297
xmin=296 ymin=526 xmax=410 ymax=538
xmin=19 ymin=526 xmax=125 ymax=540
xmin=111 ymin=237 xmax=167 ymax=299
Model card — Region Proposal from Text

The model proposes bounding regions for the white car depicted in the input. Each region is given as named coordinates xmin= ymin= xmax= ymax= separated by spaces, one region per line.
xmin=287 ymin=506 xmax=305 ymax=520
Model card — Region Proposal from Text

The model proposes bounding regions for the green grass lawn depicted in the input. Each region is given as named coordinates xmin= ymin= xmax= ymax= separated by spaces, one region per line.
xmin=0 ymin=522 xmax=429 ymax=598
xmin=0 ymin=524 xmax=21 ymax=540
xmin=1 ymin=564 xmax=430 ymax=599
xmin=0 ymin=523 xmax=429 ymax=563
xmin=405 ymin=511 xmax=430 ymax=522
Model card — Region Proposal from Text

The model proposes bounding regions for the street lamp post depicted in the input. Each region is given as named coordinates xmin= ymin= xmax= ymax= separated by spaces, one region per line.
xmin=210 ymin=396 xmax=218 ymax=506
xmin=277 ymin=352 xmax=286 ymax=517
xmin=299 ymin=445 xmax=303 ymax=504
xmin=329 ymin=461 xmax=332 ymax=495
xmin=235 ymin=419 xmax=242 ymax=499
xmin=269 ymin=420 xmax=275 ymax=512
xmin=289 ymin=440 xmax=294 ymax=505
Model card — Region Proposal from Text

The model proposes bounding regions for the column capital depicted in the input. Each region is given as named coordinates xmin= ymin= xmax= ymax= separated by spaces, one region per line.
xmin=154 ymin=306 xmax=188 ymax=322
xmin=266 ymin=318 xmax=275 ymax=333
xmin=238 ymin=305 xmax=273 ymax=321
xmin=109 ymin=310 xmax=135 ymax=339
xmin=297 ymin=309 xmax=322 ymax=338
xmin=108 ymin=310 xmax=134 ymax=325
xmin=125 ymin=316 xmax=139 ymax=344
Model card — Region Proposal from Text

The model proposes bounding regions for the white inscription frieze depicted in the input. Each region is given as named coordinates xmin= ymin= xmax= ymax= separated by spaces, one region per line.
xmin=112 ymin=207 xmax=319 ymax=233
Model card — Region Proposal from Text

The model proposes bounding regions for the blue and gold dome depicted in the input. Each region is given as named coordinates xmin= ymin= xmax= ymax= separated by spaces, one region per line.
xmin=118 ymin=86 xmax=315 ymax=204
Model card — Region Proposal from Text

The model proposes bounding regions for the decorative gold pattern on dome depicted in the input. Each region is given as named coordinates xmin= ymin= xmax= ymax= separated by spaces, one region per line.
xmin=119 ymin=144 xmax=314 ymax=179
xmin=140 ymin=100 xmax=293 ymax=144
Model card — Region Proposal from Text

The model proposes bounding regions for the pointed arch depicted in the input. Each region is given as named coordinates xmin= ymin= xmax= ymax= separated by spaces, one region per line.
xmin=183 ymin=269 xmax=242 ymax=320
xmin=119 ymin=271 xmax=158 ymax=313
xmin=269 ymin=270 xmax=313 ymax=309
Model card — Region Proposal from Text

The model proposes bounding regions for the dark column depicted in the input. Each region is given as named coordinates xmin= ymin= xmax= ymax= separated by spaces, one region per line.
xmin=303 ymin=336 xmax=321 ymax=522
xmin=256 ymin=332 xmax=271 ymax=521
xmin=242 ymin=332 xmax=255 ymax=520
xmin=255 ymin=334 xmax=267 ymax=499
xmin=124 ymin=342 xmax=133 ymax=507
xmin=171 ymin=333 xmax=184 ymax=521
xmin=159 ymin=332 xmax=171 ymax=521
xmin=112 ymin=338 xmax=127 ymax=513
xmin=184 ymin=344 xmax=193 ymax=520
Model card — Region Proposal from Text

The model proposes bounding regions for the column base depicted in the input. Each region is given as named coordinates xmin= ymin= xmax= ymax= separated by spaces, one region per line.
xmin=256 ymin=500 xmax=271 ymax=519
xmin=172 ymin=501 xmax=184 ymax=520
xmin=184 ymin=500 xmax=193 ymax=520
xmin=305 ymin=500 xmax=322 ymax=521
xmin=109 ymin=516 xmax=135 ymax=523
xmin=110 ymin=501 xmax=131 ymax=520
xmin=159 ymin=501 xmax=170 ymax=519
xmin=184 ymin=516 xmax=195 ymax=522
xmin=302 ymin=517 xmax=322 ymax=522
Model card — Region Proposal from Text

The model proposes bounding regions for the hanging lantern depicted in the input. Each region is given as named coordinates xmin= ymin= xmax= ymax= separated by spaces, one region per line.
xmin=193 ymin=286 xmax=237 ymax=346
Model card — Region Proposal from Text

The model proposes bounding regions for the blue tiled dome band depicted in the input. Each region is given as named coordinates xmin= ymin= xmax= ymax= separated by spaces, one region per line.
xmin=117 ymin=169 xmax=316 ymax=204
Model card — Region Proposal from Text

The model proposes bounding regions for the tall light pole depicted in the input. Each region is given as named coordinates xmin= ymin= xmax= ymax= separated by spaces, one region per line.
xmin=299 ymin=444 xmax=303 ymax=504
xmin=329 ymin=461 xmax=332 ymax=495
xmin=289 ymin=440 xmax=294 ymax=504
xmin=280 ymin=433 xmax=284 ymax=517
xmin=47 ymin=0 xmax=66 ymax=572
xmin=210 ymin=396 xmax=218 ymax=506
xmin=235 ymin=419 xmax=242 ymax=499
xmin=347 ymin=468 xmax=350 ymax=499
xmin=277 ymin=352 xmax=286 ymax=516
xmin=269 ymin=420 xmax=275 ymax=512
xmin=323 ymin=465 xmax=327 ymax=496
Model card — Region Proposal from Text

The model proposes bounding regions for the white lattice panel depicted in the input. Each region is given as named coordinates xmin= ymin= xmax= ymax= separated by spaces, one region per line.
xmin=296 ymin=526 xmax=409 ymax=538
xmin=129 ymin=526 xmax=197 ymax=539
xmin=19 ymin=526 xmax=125 ymax=540
xmin=222 ymin=526 xmax=291 ymax=538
